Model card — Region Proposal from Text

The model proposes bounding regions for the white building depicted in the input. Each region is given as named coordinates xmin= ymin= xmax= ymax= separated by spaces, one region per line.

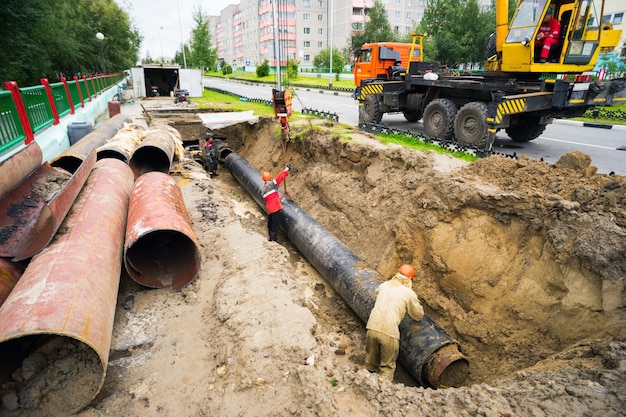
xmin=210 ymin=0 xmax=430 ymax=69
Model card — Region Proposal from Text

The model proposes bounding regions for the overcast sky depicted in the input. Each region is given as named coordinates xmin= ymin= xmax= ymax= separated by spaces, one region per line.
xmin=114 ymin=0 xmax=238 ymax=59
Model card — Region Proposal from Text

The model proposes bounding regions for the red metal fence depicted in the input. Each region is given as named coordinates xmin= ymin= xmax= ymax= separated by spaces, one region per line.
xmin=0 ymin=73 xmax=125 ymax=155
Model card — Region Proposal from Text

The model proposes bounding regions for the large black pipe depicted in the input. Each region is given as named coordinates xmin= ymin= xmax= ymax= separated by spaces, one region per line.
xmin=223 ymin=151 xmax=469 ymax=388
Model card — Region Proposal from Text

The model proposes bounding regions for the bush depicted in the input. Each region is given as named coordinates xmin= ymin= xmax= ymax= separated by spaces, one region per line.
xmin=222 ymin=64 xmax=233 ymax=75
xmin=286 ymin=59 xmax=299 ymax=80
xmin=257 ymin=60 xmax=270 ymax=77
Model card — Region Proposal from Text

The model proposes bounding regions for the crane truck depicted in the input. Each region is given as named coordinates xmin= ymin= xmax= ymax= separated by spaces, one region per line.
xmin=353 ymin=0 xmax=626 ymax=148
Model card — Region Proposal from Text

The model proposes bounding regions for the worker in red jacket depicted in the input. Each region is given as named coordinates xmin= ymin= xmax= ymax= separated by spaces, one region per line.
xmin=261 ymin=164 xmax=291 ymax=241
xmin=535 ymin=6 xmax=561 ymax=62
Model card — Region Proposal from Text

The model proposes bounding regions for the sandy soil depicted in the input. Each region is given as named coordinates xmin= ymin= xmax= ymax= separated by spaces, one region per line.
xmin=1 ymin=99 xmax=624 ymax=416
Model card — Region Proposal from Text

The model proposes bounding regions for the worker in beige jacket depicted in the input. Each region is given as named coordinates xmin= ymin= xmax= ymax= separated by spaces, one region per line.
xmin=365 ymin=264 xmax=424 ymax=380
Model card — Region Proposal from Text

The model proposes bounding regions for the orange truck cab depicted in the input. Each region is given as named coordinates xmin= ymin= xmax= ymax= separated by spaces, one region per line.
xmin=353 ymin=42 xmax=421 ymax=86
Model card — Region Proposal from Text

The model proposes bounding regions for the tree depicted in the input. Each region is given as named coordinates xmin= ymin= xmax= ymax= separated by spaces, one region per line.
xmin=417 ymin=0 xmax=495 ymax=66
xmin=188 ymin=7 xmax=218 ymax=71
xmin=174 ymin=44 xmax=191 ymax=67
xmin=313 ymin=47 xmax=345 ymax=77
xmin=350 ymin=0 xmax=396 ymax=54
xmin=0 ymin=0 xmax=140 ymax=86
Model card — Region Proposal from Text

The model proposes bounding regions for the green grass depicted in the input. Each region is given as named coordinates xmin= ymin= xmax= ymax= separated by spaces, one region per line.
xmin=572 ymin=103 xmax=626 ymax=126
xmin=205 ymin=70 xmax=356 ymax=90
xmin=194 ymin=89 xmax=276 ymax=117
xmin=378 ymin=132 xmax=479 ymax=162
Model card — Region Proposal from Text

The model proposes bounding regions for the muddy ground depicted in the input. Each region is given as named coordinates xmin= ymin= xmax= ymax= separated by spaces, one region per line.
xmin=2 ymin=100 xmax=625 ymax=416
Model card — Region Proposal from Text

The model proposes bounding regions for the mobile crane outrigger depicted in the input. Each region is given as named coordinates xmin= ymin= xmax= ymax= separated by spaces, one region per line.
xmin=354 ymin=0 xmax=626 ymax=148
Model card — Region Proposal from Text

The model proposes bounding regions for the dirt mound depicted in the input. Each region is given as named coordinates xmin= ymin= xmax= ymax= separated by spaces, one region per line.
xmin=234 ymin=117 xmax=625 ymax=385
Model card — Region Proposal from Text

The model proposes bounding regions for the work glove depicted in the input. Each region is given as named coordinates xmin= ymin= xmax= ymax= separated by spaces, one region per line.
xmin=286 ymin=163 xmax=292 ymax=171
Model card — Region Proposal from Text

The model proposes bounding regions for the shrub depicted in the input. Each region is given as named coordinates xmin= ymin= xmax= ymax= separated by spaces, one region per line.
xmin=257 ymin=60 xmax=270 ymax=77
xmin=286 ymin=59 xmax=300 ymax=80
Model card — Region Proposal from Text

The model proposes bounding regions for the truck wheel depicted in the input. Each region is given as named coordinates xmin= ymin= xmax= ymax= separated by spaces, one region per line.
xmin=454 ymin=102 xmax=489 ymax=146
xmin=360 ymin=94 xmax=383 ymax=124
xmin=403 ymin=110 xmax=422 ymax=122
xmin=423 ymin=98 xmax=457 ymax=139
xmin=505 ymin=117 xmax=546 ymax=142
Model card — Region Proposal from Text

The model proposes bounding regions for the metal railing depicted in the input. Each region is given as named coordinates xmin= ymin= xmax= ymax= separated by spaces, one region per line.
xmin=0 ymin=73 xmax=125 ymax=155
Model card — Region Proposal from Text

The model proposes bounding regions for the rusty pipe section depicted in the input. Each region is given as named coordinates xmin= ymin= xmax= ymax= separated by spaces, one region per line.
xmin=124 ymin=171 xmax=201 ymax=289
xmin=0 ymin=142 xmax=43 ymax=198
xmin=0 ymin=150 xmax=96 ymax=261
xmin=223 ymin=151 xmax=469 ymax=388
xmin=0 ymin=158 xmax=133 ymax=415
xmin=0 ymin=258 xmax=24 ymax=307
xmin=128 ymin=129 xmax=175 ymax=178
xmin=51 ymin=113 xmax=131 ymax=173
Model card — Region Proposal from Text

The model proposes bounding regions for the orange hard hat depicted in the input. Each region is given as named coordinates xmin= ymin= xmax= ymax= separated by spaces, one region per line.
xmin=398 ymin=264 xmax=415 ymax=280
xmin=262 ymin=171 xmax=272 ymax=181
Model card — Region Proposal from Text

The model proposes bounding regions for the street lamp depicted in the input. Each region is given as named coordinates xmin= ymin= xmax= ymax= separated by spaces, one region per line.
xmin=159 ymin=27 xmax=164 ymax=62
xmin=96 ymin=32 xmax=106 ymax=73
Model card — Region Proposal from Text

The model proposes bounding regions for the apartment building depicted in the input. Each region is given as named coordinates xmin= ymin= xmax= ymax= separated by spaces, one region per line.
xmin=211 ymin=0 xmax=429 ymax=69
xmin=602 ymin=1 xmax=625 ymax=58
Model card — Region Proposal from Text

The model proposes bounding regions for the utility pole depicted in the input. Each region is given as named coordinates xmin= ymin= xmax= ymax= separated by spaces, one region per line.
xmin=272 ymin=0 xmax=281 ymax=89
xmin=96 ymin=32 xmax=106 ymax=73
xmin=329 ymin=0 xmax=333 ymax=88
xmin=177 ymin=0 xmax=187 ymax=68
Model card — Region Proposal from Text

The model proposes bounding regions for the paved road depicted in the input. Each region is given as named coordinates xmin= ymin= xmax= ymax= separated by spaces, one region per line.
xmin=205 ymin=78 xmax=626 ymax=175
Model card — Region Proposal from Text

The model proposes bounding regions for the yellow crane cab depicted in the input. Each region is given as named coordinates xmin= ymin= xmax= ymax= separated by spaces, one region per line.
xmin=490 ymin=0 xmax=622 ymax=75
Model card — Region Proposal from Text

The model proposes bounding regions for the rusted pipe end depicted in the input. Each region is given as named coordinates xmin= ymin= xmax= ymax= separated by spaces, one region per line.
xmin=424 ymin=343 xmax=470 ymax=388
xmin=0 ymin=334 xmax=105 ymax=415
xmin=128 ymin=145 xmax=171 ymax=177
xmin=51 ymin=131 xmax=113 ymax=173
xmin=128 ymin=132 xmax=175 ymax=178
xmin=97 ymin=149 xmax=129 ymax=163
xmin=124 ymin=172 xmax=200 ymax=289
xmin=0 ymin=142 xmax=43 ymax=198
xmin=125 ymin=229 xmax=200 ymax=289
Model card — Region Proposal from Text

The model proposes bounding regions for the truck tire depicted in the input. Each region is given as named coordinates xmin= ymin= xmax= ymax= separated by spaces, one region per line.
xmin=360 ymin=94 xmax=383 ymax=124
xmin=505 ymin=117 xmax=546 ymax=142
xmin=423 ymin=98 xmax=457 ymax=139
xmin=403 ymin=110 xmax=422 ymax=122
xmin=454 ymin=102 xmax=489 ymax=146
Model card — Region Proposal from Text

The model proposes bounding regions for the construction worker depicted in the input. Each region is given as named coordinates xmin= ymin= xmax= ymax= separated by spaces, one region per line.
xmin=365 ymin=264 xmax=424 ymax=381
xmin=204 ymin=134 xmax=218 ymax=178
xmin=261 ymin=164 xmax=291 ymax=241
xmin=535 ymin=6 xmax=561 ymax=63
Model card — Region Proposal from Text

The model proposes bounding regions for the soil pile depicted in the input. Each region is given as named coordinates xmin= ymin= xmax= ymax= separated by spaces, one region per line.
xmin=2 ymin=110 xmax=624 ymax=417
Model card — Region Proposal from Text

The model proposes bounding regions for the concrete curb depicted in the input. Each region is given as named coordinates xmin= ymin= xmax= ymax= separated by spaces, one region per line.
xmin=554 ymin=118 xmax=626 ymax=131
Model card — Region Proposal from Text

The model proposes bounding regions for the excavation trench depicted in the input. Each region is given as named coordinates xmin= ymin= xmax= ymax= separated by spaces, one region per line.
xmin=198 ymin=115 xmax=625 ymax=386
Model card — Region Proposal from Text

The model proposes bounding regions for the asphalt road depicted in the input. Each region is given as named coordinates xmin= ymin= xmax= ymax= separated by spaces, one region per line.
xmin=205 ymin=78 xmax=626 ymax=175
